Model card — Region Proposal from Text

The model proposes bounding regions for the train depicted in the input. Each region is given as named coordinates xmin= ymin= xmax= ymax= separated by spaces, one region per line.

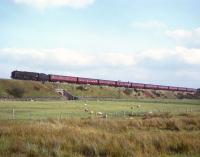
xmin=11 ymin=70 xmax=197 ymax=93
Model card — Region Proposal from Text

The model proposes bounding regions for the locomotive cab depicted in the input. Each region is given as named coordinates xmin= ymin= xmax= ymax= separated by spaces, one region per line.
xmin=38 ymin=73 xmax=49 ymax=82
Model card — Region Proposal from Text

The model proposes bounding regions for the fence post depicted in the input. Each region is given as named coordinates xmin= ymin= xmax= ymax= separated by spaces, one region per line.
xmin=12 ymin=109 xmax=15 ymax=120
xmin=59 ymin=113 xmax=62 ymax=120
xmin=29 ymin=112 xmax=32 ymax=120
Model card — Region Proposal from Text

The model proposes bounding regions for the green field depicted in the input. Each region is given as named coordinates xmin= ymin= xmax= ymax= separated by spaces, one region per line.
xmin=0 ymin=99 xmax=200 ymax=157
xmin=0 ymin=99 xmax=199 ymax=120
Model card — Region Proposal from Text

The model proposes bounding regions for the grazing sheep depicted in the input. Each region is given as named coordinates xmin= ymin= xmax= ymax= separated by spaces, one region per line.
xmin=90 ymin=110 xmax=94 ymax=114
xmin=148 ymin=111 xmax=153 ymax=114
xmin=136 ymin=105 xmax=141 ymax=108
xmin=84 ymin=103 xmax=87 ymax=106
xmin=85 ymin=108 xmax=89 ymax=112
xmin=97 ymin=112 xmax=103 ymax=116
xmin=102 ymin=114 xmax=108 ymax=119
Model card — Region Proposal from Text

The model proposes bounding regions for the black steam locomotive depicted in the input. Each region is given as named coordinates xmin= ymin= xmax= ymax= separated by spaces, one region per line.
xmin=11 ymin=71 xmax=49 ymax=82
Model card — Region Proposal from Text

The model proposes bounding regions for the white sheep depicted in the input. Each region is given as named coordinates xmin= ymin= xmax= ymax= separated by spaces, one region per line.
xmin=84 ymin=103 xmax=87 ymax=106
xmin=148 ymin=111 xmax=153 ymax=114
xmin=136 ymin=105 xmax=141 ymax=108
xmin=90 ymin=110 xmax=94 ymax=114
xmin=97 ymin=112 xmax=103 ymax=116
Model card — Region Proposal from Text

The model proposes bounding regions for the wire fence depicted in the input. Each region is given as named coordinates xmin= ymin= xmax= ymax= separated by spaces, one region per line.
xmin=0 ymin=107 xmax=199 ymax=121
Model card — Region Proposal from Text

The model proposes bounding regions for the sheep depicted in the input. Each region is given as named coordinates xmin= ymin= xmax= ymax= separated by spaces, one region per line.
xmin=84 ymin=103 xmax=87 ymax=106
xmin=136 ymin=105 xmax=141 ymax=108
xmin=85 ymin=108 xmax=89 ymax=112
xmin=102 ymin=114 xmax=108 ymax=119
xmin=97 ymin=112 xmax=103 ymax=116
xmin=90 ymin=110 xmax=94 ymax=114
xmin=148 ymin=111 xmax=153 ymax=114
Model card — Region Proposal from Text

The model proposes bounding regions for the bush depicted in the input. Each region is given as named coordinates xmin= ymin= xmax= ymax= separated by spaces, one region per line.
xmin=76 ymin=86 xmax=88 ymax=91
xmin=123 ymin=88 xmax=133 ymax=95
xmin=177 ymin=93 xmax=185 ymax=99
xmin=33 ymin=85 xmax=40 ymax=91
xmin=133 ymin=88 xmax=138 ymax=93
xmin=7 ymin=86 xmax=25 ymax=98
xmin=152 ymin=91 xmax=161 ymax=97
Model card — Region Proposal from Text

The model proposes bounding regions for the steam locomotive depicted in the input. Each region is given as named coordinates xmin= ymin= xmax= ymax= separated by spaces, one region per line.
xmin=11 ymin=70 xmax=197 ymax=93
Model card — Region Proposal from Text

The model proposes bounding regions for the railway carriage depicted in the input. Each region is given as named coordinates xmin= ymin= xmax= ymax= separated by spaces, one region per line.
xmin=98 ymin=79 xmax=116 ymax=86
xmin=144 ymin=84 xmax=158 ymax=90
xmin=116 ymin=81 xmax=132 ymax=88
xmin=177 ymin=87 xmax=187 ymax=92
xmin=131 ymin=83 xmax=145 ymax=89
xmin=186 ymin=88 xmax=197 ymax=92
xmin=77 ymin=77 xmax=99 ymax=85
xmin=157 ymin=85 xmax=169 ymax=90
xmin=169 ymin=86 xmax=178 ymax=91
xmin=50 ymin=75 xmax=77 ymax=83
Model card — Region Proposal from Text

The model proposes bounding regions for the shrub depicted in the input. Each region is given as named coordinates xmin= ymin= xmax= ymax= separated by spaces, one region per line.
xmin=177 ymin=93 xmax=185 ymax=99
xmin=152 ymin=91 xmax=161 ymax=97
xmin=33 ymin=85 xmax=40 ymax=91
xmin=133 ymin=88 xmax=138 ymax=93
xmin=7 ymin=86 xmax=25 ymax=98
xmin=123 ymin=88 xmax=133 ymax=95
xmin=76 ymin=86 xmax=88 ymax=91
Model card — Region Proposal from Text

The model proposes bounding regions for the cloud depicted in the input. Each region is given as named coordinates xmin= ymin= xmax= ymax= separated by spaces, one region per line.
xmin=140 ymin=48 xmax=175 ymax=61
xmin=140 ymin=46 xmax=200 ymax=65
xmin=1 ymin=46 xmax=200 ymax=72
xmin=175 ymin=46 xmax=200 ymax=65
xmin=131 ymin=20 xmax=167 ymax=29
xmin=13 ymin=0 xmax=95 ymax=9
xmin=0 ymin=48 xmax=139 ymax=71
xmin=1 ymin=47 xmax=200 ymax=87
xmin=166 ymin=27 xmax=200 ymax=48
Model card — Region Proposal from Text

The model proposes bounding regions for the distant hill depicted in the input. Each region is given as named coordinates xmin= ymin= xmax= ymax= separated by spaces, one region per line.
xmin=0 ymin=79 xmax=199 ymax=100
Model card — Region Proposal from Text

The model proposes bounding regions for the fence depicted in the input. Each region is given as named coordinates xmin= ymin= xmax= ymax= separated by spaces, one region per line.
xmin=0 ymin=108 xmax=199 ymax=121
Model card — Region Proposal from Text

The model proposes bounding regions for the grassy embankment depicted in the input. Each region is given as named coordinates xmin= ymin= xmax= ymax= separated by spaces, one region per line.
xmin=0 ymin=79 xmax=198 ymax=99
xmin=0 ymin=79 xmax=59 ymax=98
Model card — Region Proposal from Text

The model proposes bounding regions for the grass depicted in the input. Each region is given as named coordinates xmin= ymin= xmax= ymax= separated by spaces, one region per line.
xmin=0 ymin=99 xmax=199 ymax=156
xmin=0 ymin=114 xmax=200 ymax=157
xmin=0 ymin=99 xmax=199 ymax=120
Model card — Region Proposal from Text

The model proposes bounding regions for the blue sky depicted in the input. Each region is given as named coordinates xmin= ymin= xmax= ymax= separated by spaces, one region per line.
xmin=0 ymin=0 xmax=200 ymax=88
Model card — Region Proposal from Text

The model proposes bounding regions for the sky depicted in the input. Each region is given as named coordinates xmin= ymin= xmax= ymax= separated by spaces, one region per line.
xmin=0 ymin=0 xmax=200 ymax=88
